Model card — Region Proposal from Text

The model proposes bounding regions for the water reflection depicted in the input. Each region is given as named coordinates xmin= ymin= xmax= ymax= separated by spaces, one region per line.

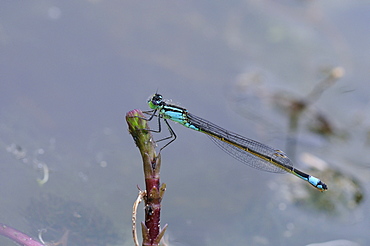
xmin=228 ymin=66 xmax=347 ymax=160
xmin=25 ymin=194 xmax=120 ymax=246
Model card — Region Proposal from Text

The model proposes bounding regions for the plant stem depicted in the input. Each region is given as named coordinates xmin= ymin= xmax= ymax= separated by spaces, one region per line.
xmin=0 ymin=223 xmax=44 ymax=246
xmin=126 ymin=109 xmax=167 ymax=246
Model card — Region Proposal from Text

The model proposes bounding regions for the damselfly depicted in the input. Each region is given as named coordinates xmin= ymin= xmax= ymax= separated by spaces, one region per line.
xmin=144 ymin=93 xmax=328 ymax=191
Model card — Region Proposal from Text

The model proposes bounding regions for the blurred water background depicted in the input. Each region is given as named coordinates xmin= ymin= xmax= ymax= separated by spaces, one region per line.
xmin=0 ymin=1 xmax=369 ymax=245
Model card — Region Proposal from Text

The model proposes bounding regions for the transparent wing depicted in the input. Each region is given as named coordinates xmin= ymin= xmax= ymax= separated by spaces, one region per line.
xmin=187 ymin=113 xmax=293 ymax=173
xmin=208 ymin=135 xmax=286 ymax=173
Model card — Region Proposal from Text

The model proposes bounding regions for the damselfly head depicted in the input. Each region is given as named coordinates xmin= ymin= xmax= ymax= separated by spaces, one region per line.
xmin=148 ymin=93 xmax=164 ymax=109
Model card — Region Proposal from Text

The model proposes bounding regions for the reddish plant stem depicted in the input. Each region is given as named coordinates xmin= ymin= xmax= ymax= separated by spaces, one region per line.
xmin=0 ymin=223 xmax=44 ymax=246
xmin=126 ymin=109 xmax=167 ymax=246
xmin=144 ymin=178 xmax=160 ymax=245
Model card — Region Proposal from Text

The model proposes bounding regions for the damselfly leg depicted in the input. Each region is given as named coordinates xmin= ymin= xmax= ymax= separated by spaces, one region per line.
xmin=135 ymin=110 xmax=177 ymax=151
